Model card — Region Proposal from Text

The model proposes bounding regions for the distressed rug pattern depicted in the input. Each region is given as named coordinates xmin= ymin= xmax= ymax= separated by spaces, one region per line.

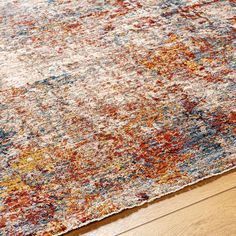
xmin=0 ymin=0 xmax=236 ymax=235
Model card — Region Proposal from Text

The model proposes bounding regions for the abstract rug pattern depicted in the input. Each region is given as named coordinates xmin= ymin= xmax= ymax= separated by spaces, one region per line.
xmin=0 ymin=0 xmax=236 ymax=235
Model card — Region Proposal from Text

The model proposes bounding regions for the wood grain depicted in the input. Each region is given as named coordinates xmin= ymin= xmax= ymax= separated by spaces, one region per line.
xmin=65 ymin=170 xmax=236 ymax=236
xmin=120 ymin=187 xmax=236 ymax=236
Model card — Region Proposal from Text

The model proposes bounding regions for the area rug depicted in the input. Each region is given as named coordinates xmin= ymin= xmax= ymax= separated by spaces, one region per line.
xmin=0 ymin=0 xmax=235 ymax=235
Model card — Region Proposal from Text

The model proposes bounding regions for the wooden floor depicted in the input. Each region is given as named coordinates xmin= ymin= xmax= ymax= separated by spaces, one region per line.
xmin=65 ymin=170 xmax=236 ymax=236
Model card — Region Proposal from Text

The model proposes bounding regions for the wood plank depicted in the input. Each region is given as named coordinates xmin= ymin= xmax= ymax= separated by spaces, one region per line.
xmin=120 ymin=187 xmax=236 ymax=236
xmin=66 ymin=170 xmax=236 ymax=236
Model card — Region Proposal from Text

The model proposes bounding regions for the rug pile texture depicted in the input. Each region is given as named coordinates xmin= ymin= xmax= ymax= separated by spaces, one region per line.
xmin=0 ymin=0 xmax=236 ymax=235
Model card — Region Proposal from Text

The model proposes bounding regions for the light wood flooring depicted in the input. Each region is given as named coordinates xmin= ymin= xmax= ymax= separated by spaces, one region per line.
xmin=65 ymin=170 xmax=236 ymax=236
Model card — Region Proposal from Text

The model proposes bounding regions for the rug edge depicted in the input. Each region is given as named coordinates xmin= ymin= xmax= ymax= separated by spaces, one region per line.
xmin=57 ymin=164 xmax=236 ymax=236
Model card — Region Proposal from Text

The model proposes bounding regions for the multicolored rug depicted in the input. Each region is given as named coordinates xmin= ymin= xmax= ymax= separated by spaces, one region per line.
xmin=0 ymin=0 xmax=235 ymax=235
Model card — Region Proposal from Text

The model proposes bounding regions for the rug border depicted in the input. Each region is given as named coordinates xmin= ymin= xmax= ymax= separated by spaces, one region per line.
xmin=58 ymin=164 xmax=236 ymax=236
